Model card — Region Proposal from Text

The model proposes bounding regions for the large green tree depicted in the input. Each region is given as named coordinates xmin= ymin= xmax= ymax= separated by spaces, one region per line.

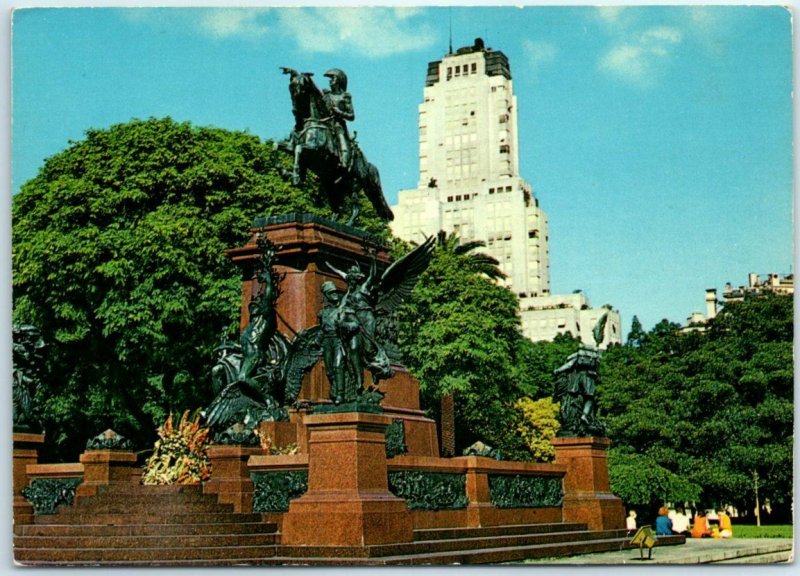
xmin=13 ymin=117 xmax=388 ymax=461
xmin=599 ymin=294 xmax=793 ymax=521
xmin=396 ymin=232 xmax=538 ymax=460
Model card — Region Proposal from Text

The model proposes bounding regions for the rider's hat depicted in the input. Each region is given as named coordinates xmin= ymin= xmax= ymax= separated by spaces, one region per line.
xmin=324 ymin=68 xmax=348 ymax=90
xmin=321 ymin=281 xmax=338 ymax=295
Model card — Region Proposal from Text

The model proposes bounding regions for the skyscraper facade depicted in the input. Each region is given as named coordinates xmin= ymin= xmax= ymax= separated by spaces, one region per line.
xmin=391 ymin=39 xmax=620 ymax=347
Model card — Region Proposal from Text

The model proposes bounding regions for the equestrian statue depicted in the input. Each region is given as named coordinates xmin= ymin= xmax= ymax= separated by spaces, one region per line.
xmin=275 ymin=67 xmax=394 ymax=226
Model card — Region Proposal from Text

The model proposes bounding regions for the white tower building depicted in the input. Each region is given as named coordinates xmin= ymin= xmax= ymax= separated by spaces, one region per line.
xmin=392 ymin=38 xmax=549 ymax=296
xmin=391 ymin=39 xmax=620 ymax=347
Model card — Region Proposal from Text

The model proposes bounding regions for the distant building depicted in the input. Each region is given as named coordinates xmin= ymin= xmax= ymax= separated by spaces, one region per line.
xmin=723 ymin=273 xmax=794 ymax=301
xmin=685 ymin=273 xmax=793 ymax=328
xmin=519 ymin=293 xmax=620 ymax=348
xmin=391 ymin=38 xmax=620 ymax=347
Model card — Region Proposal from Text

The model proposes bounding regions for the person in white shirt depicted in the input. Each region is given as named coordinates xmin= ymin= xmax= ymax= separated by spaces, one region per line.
xmin=626 ymin=510 xmax=637 ymax=531
xmin=671 ymin=508 xmax=691 ymax=534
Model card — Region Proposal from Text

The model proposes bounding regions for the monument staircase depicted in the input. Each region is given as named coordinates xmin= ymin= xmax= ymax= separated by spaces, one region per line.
xmin=13 ymin=483 xmax=280 ymax=565
xmin=13 ymin=481 xmax=682 ymax=566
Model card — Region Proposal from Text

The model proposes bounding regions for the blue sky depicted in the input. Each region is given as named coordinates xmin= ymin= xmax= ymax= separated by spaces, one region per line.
xmin=10 ymin=5 xmax=794 ymax=335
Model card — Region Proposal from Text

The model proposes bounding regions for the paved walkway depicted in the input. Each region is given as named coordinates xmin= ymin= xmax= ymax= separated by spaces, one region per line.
xmin=520 ymin=538 xmax=794 ymax=565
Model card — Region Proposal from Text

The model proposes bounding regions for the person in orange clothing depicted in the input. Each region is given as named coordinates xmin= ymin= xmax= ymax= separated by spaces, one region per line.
xmin=691 ymin=510 xmax=712 ymax=538
xmin=717 ymin=509 xmax=733 ymax=538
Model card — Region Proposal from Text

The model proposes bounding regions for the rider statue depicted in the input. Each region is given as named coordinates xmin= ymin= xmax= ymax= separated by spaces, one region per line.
xmin=322 ymin=68 xmax=354 ymax=170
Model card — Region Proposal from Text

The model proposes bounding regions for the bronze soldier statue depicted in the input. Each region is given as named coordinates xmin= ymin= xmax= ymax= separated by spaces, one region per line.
xmin=322 ymin=68 xmax=354 ymax=170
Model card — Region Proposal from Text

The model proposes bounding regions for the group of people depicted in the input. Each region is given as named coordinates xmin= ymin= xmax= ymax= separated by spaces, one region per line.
xmin=628 ymin=507 xmax=733 ymax=539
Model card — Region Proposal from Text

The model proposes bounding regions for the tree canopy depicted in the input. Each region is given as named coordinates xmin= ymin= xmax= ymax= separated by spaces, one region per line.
xmin=599 ymin=294 xmax=793 ymax=520
xmin=395 ymin=233 xmax=564 ymax=460
xmin=13 ymin=117 xmax=388 ymax=461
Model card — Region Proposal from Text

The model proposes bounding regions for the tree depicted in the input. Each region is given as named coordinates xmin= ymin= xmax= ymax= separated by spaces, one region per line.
xmin=396 ymin=232 xmax=527 ymax=458
xmin=608 ymin=450 xmax=701 ymax=512
xmin=599 ymin=294 xmax=793 ymax=520
xmin=514 ymin=397 xmax=560 ymax=462
xmin=13 ymin=117 xmax=389 ymax=461
xmin=626 ymin=315 xmax=646 ymax=347
xmin=512 ymin=333 xmax=581 ymax=398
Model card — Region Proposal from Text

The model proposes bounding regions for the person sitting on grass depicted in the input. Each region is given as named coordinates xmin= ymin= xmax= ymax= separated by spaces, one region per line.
xmin=691 ymin=510 xmax=712 ymax=538
xmin=655 ymin=506 xmax=673 ymax=536
xmin=671 ymin=507 xmax=691 ymax=535
xmin=717 ymin=509 xmax=733 ymax=538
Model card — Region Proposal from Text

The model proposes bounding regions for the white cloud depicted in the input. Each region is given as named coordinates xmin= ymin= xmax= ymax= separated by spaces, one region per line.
xmin=523 ymin=40 xmax=557 ymax=69
xmin=595 ymin=6 xmax=626 ymax=25
xmin=199 ymin=9 xmax=270 ymax=39
xmin=599 ymin=44 xmax=648 ymax=83
xmin=276 ymin=8 xmax=435 ymax=58
xmin=599 ymin=25 xmax=682 ymax=87
xmin=640 ymin=26 xmax=682 ymax=44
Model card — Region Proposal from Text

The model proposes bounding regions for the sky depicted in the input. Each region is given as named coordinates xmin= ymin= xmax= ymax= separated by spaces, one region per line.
xmin=9 ymin=4 xmax=795 ymax=335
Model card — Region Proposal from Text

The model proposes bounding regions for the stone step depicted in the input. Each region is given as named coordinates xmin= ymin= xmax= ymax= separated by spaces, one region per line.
xmin=13 ymin=535 xmax=684 ymax=567
xmin=94 ymin=483 xmax=203 ymax=495
xmin=64 ymin=499 xmax=231 ymax=514
xmin=413 ymin=522 xmax=589 ymax=541
xmin=710 ymin=543 xmax=794 ymax=564
xmin=15 ymin=532 xmax=278 ymax=550
xmin=715 ymin=550 xmax=793 ymax=564
xmin=279 ymin=528 xmax=629 ymax=559
xmin=274 ymin=535 xmax=685 ymax=566
xmin=73 ymin=492 xmax=219 ymax=506
xmin=14 ymin=544 xmax=278 ymax=563
xmin=16 ymin=521 xmax=277 ymax=537
xmin=34 ymin=511 xmax=263 ymax=525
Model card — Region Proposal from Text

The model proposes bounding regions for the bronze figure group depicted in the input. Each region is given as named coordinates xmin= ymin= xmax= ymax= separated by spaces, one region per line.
xmin=203 ymin=235 xmax=435 ymax=431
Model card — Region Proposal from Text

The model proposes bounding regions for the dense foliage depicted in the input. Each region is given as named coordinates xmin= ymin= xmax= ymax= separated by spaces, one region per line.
xmin=13 ymin=117 xmax=388 ymax=461
xmin=600 ymin=294 xmax=793 ymax=520
xmin=396 ymin=233 xmax=564 ymax=460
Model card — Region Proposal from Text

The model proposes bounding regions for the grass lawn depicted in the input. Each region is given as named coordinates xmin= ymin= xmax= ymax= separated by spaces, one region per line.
xmin=733 ymin=525 xmax=793 ymax=539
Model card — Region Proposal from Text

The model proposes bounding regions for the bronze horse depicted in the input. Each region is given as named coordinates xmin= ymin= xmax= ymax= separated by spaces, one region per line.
xmin=275 ymin=68 xmax=394 ymax=225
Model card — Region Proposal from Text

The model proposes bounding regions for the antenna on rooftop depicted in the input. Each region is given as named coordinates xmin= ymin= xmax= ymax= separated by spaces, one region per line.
xmin=448 ymin=8 xmax=453 ymax=55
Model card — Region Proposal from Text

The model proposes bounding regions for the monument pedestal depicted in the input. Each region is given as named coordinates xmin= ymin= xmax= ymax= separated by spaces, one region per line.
xmin=552 ymin=436 xmax=625 ymax=531
xmin=13 ymin=432 xmax=45 ymax=524
xmin=280 ymin=412 xmax=414 ymax=546
xmin=227 ymin=215 xmax=440 ymax=459
xmin=205 ymin=445 xmax=263 ymax=513
xmin=76 ymin=450 xmax=138 ymax=497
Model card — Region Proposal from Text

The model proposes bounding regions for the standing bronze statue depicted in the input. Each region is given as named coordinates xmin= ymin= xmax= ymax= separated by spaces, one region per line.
xmin=552 ymin=314 xmax=608 ymax=437
xmin=318 ymin=281 xmax=346 ymax=402
xmin=204 ymin=237 xmax=290 ymax=431
xmin=275 ymin=67 xmax=394 ymax=225
xmin=280 ymin=236 xmax=435 ymax=409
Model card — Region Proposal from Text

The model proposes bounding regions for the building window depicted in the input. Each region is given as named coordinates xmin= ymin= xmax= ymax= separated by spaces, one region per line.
xmin=447 ymin=196 xmax=453 ymax=202
xmin=505 ymin=185 xmax=512 ymax=192
xmin=489 ymin=187 xmax=495 ymax=194
xmin=491 ymin=86 xmax=497 ymax=92
xmin=455 ymin=65 xmax=461 ymax=76
xmin=456 ymin=195 xmax=462 ymax=201
xmin=471 ymin=62 xmax=477 ymax=73
xmin=499 ymin=114 xmax=508 ymax=124
xmin=528 ymin=230 xmax=538 ymax=239
xmin=499 ymin=145 xmax=510 ymax=154
xmin=446 ymin=67 xmax=452 ymax=80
